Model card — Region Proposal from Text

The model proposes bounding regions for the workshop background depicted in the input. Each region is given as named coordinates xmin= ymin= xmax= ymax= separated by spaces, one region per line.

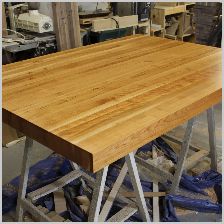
xmin=2 ymin=1 xmax=222 ymax=222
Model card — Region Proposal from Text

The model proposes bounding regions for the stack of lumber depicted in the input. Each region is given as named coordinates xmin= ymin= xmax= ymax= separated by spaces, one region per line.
xmin=154 ymin=2 xmax=195 ymax=9
xmin=193 ymin=2 xmax=222 ymax=45
xmin=155 ymin=2 xmax=178 ymax=7
xmin=92 ymin=15 xmax=138 ymax=32
xmin=79 ymin=11 xmax=111 ymax=25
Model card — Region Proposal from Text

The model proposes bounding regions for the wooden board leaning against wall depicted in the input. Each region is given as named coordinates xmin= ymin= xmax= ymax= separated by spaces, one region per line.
xmin=52 ymin=2 xmax=81 ymax=51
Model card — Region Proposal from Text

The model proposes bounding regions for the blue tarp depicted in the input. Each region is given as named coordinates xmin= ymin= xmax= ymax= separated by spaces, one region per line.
xmin=180 ymin=170 xmax=222 ymax=196
xmin=2 ymin=154 xmax=69 ymax=214
xmin=162 ymin=194 xmax=222 ymax=222
xmin=2 ymin=137 xmax=222 ymax=221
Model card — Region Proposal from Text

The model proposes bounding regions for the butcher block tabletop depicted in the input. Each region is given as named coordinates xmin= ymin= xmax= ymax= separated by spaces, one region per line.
xmin=3 ymin=35 xmax=222 ymax=172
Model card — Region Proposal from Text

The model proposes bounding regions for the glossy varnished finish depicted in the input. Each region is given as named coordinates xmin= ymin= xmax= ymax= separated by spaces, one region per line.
xmin=3 ymin=35 xmax=222 ymax=172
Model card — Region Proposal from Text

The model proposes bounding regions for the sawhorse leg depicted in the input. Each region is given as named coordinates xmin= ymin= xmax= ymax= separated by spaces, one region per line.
xmin=207 ymin=106 xmax=217 ymax=171
xmin=170 ymin=106 xmax=218 ymax=193
xmin=88 ymin=166 xmax=108 ymax=222
xmin=88 ymin=152 xmax=151 ymax=222
xmin=125 ymin=152 xmax=151 ymax=221
xmin=69 ymin=161 xmax=87 ymax=189
xmin=170 ymin=118 xmax=195 ymax=194
xmin=16 ymin=137 xmax=33 ymax=221
xmin=98 ymin=162 xmax=129 ymax=221
xmin=99 ymin=151 xmax=137 ymax=222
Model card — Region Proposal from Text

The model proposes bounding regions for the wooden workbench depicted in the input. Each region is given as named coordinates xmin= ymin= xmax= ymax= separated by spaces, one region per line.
xmin=3 ymin=35 xmax=221 ymax=173
xmin=3 ymin=35 xmax=221 ymax=222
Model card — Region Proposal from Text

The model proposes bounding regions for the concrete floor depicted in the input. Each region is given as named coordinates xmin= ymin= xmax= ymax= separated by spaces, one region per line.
xmin=2 ymin=102 xmax=222 ymax=221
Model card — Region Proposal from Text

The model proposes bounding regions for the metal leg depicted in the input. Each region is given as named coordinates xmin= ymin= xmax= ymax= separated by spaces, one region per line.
xmin=170 ymin=118 xmax=195 ymax=194
xmin=88 ymin=166 xmax=108 ymax=222
xmin=99 ymin=163 xmax=128 ymax=221
xmin=152 ymin=146 xmax=160 ymax=222
xmin=16 ymin=137 xmax=33 ymax=221
xmin=69 ymin=161 xmax=79 ymax=170
xmin=99 ymin=151 xmax=137 ymax=222
xmin=107 ymin=204 xmax=138 ymax=222
xmin=207 ymin=107 xmax=217 ymax=171
xmin=69 ymin=160 xmax=87 ymax=189
xmin=125 ymin=152 xmax=151 ymax=222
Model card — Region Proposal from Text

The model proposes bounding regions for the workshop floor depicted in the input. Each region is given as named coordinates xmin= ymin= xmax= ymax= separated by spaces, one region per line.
xmin=2 ymin=103 xmax=222 ymax=222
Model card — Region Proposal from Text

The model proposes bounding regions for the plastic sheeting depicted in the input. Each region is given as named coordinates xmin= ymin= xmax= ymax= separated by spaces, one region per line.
xmin=167 ymin=194 xmax=221 ymax=213
xmin=180 ymin=170 xmax=222 ymax=196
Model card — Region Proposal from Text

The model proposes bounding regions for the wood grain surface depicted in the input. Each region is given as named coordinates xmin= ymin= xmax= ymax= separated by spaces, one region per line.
xmin=3 ymin=35 xmax=222 ymax=172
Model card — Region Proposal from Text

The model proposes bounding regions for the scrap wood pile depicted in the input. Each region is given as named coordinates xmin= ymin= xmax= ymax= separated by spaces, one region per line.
xmin=2 ymin=137 xmax=222 ymax=222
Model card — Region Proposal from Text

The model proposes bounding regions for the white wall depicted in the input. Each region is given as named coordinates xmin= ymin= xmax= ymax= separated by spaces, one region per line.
xmin=38 ymin=2 xmax=53 ymax=19
xmin=78 ymin=2 xmax=110 ymax=12
xmin=35 ymin=2 xmax=110 ymax=19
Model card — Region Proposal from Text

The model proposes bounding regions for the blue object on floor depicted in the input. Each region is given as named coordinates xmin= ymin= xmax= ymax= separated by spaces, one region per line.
xmin=2 ymin=153 xmax=71 ymax=214
xmin=2 ymin=138 xmax=222 ymax=222
xmin=180 ymin=174 xmax=208 ymax=195
xmin=180 ymin=170 xmax=222 ymax=196
xmin=35 ymin=193 xmax=55 ymax=212
xmin=62 ymin=183 xmax=88 ymax=221
xmin=165 ymin=194 xmax=222 ymax=214
xmin=192 ymin=169 xmax=222 ymax=189
xmin=162 ymin=196 xmax=180 ymax=222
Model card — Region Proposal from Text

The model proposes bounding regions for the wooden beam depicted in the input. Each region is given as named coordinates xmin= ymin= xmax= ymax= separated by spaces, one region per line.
xmin=184 ymin=149 xmax=209 ymax=170
xmin=107 ymin=204 xmax=138 ymax=222
xmin=79 ymin=16 xmax=109 ymax=25
xmin=52 ymin=2 xmax=81 ymax=51
xmin=27 ymin=170 xmax=82 ymax=202
xmin=162 ymin=134 xmax=201 ymax=152
xmin=92 ymin=15 xmax=138 ymax=32
xmin=152 ymin=147 xmax=160 ymax=222
xmin=2 ymin=3 xmax=8 ymax=36
xmin=121 ymin=191 xmax=166 ymax=198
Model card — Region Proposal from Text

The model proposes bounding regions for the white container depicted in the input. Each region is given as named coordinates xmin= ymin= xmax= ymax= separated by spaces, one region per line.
xmin=16 ymin=10 xmax=54 ymax=33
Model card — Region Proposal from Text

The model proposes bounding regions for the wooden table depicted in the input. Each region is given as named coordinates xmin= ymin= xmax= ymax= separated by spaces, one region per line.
xmin=3 ymin=35 xmax=222 ymax=222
